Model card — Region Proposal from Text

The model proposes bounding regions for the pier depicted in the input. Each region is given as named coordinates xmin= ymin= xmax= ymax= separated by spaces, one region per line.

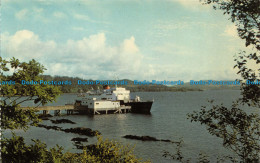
xmin=22 ymin=104 xmax=131 ymax=116
xmin=22 ymin=105 xmax=74 ymax=116
xmin=22 ymin=105 xmax=74 ymax=111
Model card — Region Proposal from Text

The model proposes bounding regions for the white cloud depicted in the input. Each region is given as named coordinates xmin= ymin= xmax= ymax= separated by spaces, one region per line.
xmin=33 ymin=7 xmax=43 ymax=13
xmin=2 ymin=30 xmax=240 ymax=81
xmin=154 ymin=21 xmax=188 ymax=31
xmin=175 ymin=0 xmax=199 ymax=6
xmin=16 ymin=7 xmax=48 ymax=22
xmin=121 ymin=36 xmax=139 ymax=54
xmin=168 ymin=0 xmax=211 ymax=10
xmin=15 ymin=9 xmax=28 ymax=20
xmin=152 ymin=20 xmax=218 ymax=37
xmin=2 ymin=30 xmax=56 ymax=59
xmin=2 ymin=30 xmax=146 ymax=79
xmin=53 ymin=12 xmax=66 ymax=18
xmin=74 ymin=13 xmax=91 ymax=21
xmin=153 ymin=43 xmax=195 ymax=56
xmin=72 ymin=27 xmax=86 ymax=31
xmin=74 ymin=13 xmax=110 ymax=24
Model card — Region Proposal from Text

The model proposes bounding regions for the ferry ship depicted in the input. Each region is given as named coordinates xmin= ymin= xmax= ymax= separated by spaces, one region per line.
xmin=74 ymin=85 xmax=153 ymax=114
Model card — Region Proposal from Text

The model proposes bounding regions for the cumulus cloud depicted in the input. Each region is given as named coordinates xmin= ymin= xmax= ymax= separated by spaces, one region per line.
xmin=2 ymin=30 xmax=148 ymax=79
xmin=2 ymin=30 xmax=240 ymax=81
xmin=2 ymin=30 xmax=55 ymax=59
xmin=121 ymin=36 xmax=139 ymax=54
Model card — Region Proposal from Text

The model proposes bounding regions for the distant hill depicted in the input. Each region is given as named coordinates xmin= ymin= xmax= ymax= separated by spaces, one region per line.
xmin=41 ymin=75 xmax=240 ymax=93
xmin=178 ymin=80 xmax=240 ymax=91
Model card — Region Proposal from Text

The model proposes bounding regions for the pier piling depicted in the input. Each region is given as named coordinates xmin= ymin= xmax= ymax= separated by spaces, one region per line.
xmin=43 ymin=110 xmax=49 ymax=115
xmin=54 ymin=110 xmax=61 ymax=116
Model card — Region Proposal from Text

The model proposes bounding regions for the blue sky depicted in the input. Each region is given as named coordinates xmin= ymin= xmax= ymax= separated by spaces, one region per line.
xmin=1 ymin=0 xmax=246 ymax=81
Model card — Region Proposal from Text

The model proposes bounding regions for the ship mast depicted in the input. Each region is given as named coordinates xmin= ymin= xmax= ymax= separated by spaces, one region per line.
xmin=114 ymin=75 xmax=119 ymax=88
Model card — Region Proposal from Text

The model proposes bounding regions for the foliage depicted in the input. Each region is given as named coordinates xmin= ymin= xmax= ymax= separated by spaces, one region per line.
xmin=0 ymin=57 xmax=61 ymax=130
xmin=163 ymin=139 xmax=191 ymax=163
xmin=201 ymin=0 xmax=260 ymax=49
xmin=1 ymin=57 xmax=147 ymax=162
xmin=64 ymin=135 xmax=150 ymax=163
xmin=1 ymin=134 xmax=149 ymax=163
xmin=163 ymin=139 xmax=215 ymax=163
xmin=166 ymin=0 xmax=260 ymax=163
xmin=1 ymin=133 xmax=64 ymax=163
xmin=187 ymin=101 xmax=260 ymax=162
xmin=202 ymin=0 xmax=260 ymax=107
xmin=234 ymin=51 xmax=260 ymax=107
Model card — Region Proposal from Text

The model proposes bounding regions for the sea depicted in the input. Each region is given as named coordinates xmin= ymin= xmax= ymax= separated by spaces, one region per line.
xmin=3 ymin=90 xmax=257 ymax=162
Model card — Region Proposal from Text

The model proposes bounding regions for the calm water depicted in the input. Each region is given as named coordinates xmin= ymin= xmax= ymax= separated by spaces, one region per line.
xmin=4 ymin=90 xmax=252 ymax=162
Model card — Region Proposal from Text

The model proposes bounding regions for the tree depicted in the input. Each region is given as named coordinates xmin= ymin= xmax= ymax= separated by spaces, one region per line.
xmin=0 ymin=57 xmax=62 ymax=162
xmin=188 ymin=101 xmax=259 ymax=162
xmin=2 ymin=134 xmax=149 ymax=163
xmin=187 ymin=0 xmax=260 ymax=162
xmin=164 ymin=0 xmax=259 ymax=162
xmin=0 ymin=57 xmax=148 ymax=163
xmin=62 ymin=135 xmax=150 ymax=163
xmin=0 ymin=57 xmax=61 ymax=130
xmin=201 ymin=0 xmax=260 ymax=106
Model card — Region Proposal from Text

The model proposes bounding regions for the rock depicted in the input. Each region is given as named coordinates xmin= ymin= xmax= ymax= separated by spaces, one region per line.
xmin=141 ymin=136 xmax=158 ymax=141
xmin=37 ymin=125 xmax=100 ymax=137
xmin=41 ymin=117 xmax=50 ymax=120
xmin=123 ymin=135 xmax=173 ymax=143
xmin=38 ymin=114 xmax=53 ymax=118
xmin=161 ymin=139 xmax=172 ymax=142
xmin=123 ymin=135 xmax=159 ymax=141
xmin=73 ymin=142 xmax=84 ymax=149
xmin=71 ymin=137 xmax=88 ymax=142
xmin=37 ymin=124 xmax=62 ymax=131
xmin=63 ymin=127 xmax=101 ymax=136
xmin=51 ymin=119 xmax=76 ymax=124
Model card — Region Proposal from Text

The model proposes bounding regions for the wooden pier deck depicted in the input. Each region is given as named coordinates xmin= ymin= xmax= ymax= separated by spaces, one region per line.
xmin=22 ymin=105 xmax=74 ymax=111
xmin=21 ymin=105 xmax=131 ymax=115
xmin=22 ymin=105 xmax=74 ymax=116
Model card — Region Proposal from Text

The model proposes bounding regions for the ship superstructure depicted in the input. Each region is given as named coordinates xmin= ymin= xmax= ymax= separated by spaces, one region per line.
xmin=74 ymin=86 xmax=153 ymax=114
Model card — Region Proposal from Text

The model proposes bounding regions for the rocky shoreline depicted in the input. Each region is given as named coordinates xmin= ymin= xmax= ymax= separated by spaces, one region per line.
xmin=123 ymin=135 xmax=178 ymax=143
xmin=51 ymin=119 xmax=76 ymax=124
xmin=37 ymin=124 xmax=101 ymax=137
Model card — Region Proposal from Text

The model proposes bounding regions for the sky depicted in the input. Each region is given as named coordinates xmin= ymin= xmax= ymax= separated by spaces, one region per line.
xmin=1 ymin=0 xmax=247 ymax=81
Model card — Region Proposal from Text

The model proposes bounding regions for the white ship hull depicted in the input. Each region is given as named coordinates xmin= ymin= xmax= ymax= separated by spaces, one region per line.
xmin=74 ymin=86 xmax=153 ymax=115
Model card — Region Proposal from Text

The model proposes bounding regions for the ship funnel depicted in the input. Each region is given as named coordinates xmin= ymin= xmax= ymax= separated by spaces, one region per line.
xmin=103 ymin=85 xmax=110 ymax=89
